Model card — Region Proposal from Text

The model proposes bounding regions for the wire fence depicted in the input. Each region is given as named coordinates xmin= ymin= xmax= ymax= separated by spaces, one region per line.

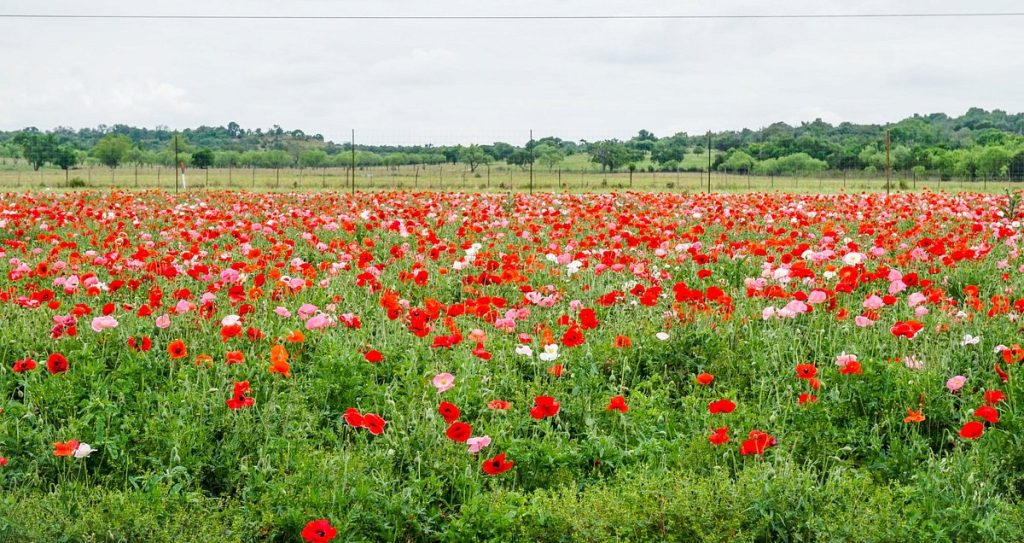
xmin=1 ymin=163 xmax=1018 ymax=194
xmin=1 ymin=128 xmax=1021 ymax=194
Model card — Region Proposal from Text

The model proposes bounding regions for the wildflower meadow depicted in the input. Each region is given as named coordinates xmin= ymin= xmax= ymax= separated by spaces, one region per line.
xmin=2 ymin=189 xmax=1024 ymax=542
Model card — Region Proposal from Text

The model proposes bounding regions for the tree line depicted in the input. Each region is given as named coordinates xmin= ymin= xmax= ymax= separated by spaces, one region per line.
xmin=3 ymin=108 xmax=1024 ymax=180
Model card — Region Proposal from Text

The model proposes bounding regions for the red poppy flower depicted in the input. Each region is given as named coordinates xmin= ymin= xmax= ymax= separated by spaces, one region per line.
xmin=225 ymin=351 xmax=245 ymax=365
xmin=12 ymin=358 xmax=36 ymax=373
xmin=959 ymin=420 xmax=984 ymax=439
xmin=708 ymin=427 xmax=729 ymax=445
xmin=343 ymin=408 xmax=365 ymax=428
xmin=974 ymin=405 xmax=999 ymax=424
xmin=47 ymin=353 xmax=68 ymax=374
xmin=739 ymin=430 xmax=777 ymax=455
xmin=890 ymin=320 xmax=924 ymax=340
xmin=579 ymin=308 xmax=599 ymax=329
xmin=364 ymin=350 xmax=384 ymax=363
xmin=798 ymin=393 xmax=817 ymax=405
xmin=445 ymin=421 xmax=472 ymax=442
xmin=695 ymin=372 xmax=714 ymax=386
xmin=984 ymin=390 xmax=1006 ymax=405
xmin=439 ymin=401 xmax=461 ymax=423
xmin=613 ymin=335 xmax=632 ymax=348
xmin=529 ymin=396 xmax=560 ymax=419
xmin=561 ymin=325 xmax=585 ymax=348
xmin=226 ymin=381 xmax=255 ymax=410
xmin=839 ymin=361 xmax=862 ymax=375
xmin=547 ymin=364 xmax=564 ymax=377
xmin=220 ymin=324 xmax=243 ymax=342
xmin=482 ymin=452 xmax=514 ymax=475
xmin=301 ymin=519 xmax=338 ymax=543
xmin=487 ymin=400 xmax=510 ymax=410
xmin=795 ymin=363 xmax=817 ymax=380
xmin=362 ymin=413 xmax=387 ymax=435
xmin=708 ymin=399 xmax=736 ymax=414
xmin=471 ymin=342 xmax=492 ymax=360
xmin=995 ymin=362 xmax=1009 ymax=382
xmin=606 ymin=395 xmax=628 ymax=412
xmin=127 ymin=336 xmax=153 ymax=352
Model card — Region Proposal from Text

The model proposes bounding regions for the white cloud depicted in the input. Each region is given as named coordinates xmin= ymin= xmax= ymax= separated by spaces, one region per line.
xmin=369 ymin=48 xmax=457 ymax=84
xmin=0 ymin=0 xmax=1023 ymax=143
xmin=108 ymin=80 xmax=194 ymax=113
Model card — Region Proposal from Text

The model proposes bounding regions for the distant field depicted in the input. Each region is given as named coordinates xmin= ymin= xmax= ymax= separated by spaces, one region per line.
xmin=0 ymin=159 xmax=1015 ymax=194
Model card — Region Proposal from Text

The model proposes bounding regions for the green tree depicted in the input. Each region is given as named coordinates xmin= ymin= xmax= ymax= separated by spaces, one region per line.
xmin=356 ymin=152 xmax=383 ymax=168
xmin=754 ymin=158 xmax=780 ymax=175
xmin=535 ymin=143 xmax=565 ymax=171
xmin=239 ymin=151 xmax=261 ymax=167
xmin=215 ymin=151 xmax=241 ymax=168
xmin=507 ymin=149 xmax=534 ymax=170
xmin=650 ymin=138 xmax=686 ymax=165
xmin=13 ymin=131 xmax=58 ymax=170
xmin=978 ymin=146 xmax=1012 ymax=179
xmin=191 ymin=148 xmax=215 ymax=169
xmin=775 ymin=153 xmax=827 ymax=175
xmin=459 ymin=145 xmax=489 ymax=173
xmin=123 ymin=147 xmax=149 ymax=167
xmin=589 ymin=140 xmax=638 ymax=172
xmin=486 ymin=142 xmax=515 ymax=162
xmin=332 ymin=152 xmax=355 ymax=169
xmin=1010 ymin=150 xmax=1024 ymax=182
xmin=628 ymin=129 xmax=657 ymax=152
xmin=930 ymin=149 xmax=957 ymax=180
xmin=719 ymin=151 xmax=756 ymax=173
xmin=260 ymin=150 xmax=294 ymax=169
xmin=954 ymin=148 xmax=980 ymax=180
xmin=52 ymin=145 xmax=80 ymax=183
xmin=91 ymin=134 xmax=133 ymax=168
xmin=0 ymin=140 xmax=22 ymax=164
xmin=299 ymin=149 xmax=328 ymax=169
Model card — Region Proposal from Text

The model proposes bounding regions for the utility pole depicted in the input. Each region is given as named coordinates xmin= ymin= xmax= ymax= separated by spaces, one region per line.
xmin=885 ymin=129 xmax=891 ymax=196
xmin=707 ymin=131 xmax=712 ymax=194
xmin=173 ymin=132 xmax=179 ymax=194
xmin=529 ymin=129 xmax=534 ymax=195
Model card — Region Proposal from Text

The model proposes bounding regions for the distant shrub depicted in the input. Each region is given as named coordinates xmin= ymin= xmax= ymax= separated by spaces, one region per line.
xmin=68 ymin=177 xmax=87 ymax=188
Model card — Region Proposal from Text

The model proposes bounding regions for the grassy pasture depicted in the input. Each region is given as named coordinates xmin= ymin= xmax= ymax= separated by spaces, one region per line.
xmin=0 ymin=161 xmax=1014 ymax=194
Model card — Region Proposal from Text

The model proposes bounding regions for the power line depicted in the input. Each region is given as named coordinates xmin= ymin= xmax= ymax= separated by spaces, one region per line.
xmin=0 ymin=12 xmax=1023 ymax=21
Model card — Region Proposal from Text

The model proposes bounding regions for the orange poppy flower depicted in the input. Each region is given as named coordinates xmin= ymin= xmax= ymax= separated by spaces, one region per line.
xmin=1001 ymin=344 xmax=1024 ymax=364
xmin=269 ymin=344 xmax=290 ymax=377
xmin=53 ymin=440 xmax=80 ymax=457
xmin=167 ymin=339 xmax=187 ymax=359
xmin=904 ymin=408 xmax=925 ymax=423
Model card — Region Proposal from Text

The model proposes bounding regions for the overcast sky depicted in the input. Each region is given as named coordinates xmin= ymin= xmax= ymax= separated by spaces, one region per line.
xmin=1 ymin=0 xmax=1023 ymax=144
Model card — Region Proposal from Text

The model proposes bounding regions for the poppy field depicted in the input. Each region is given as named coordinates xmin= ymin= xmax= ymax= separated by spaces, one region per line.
xmin=3 ymin=189 xmax=1024 ymax=542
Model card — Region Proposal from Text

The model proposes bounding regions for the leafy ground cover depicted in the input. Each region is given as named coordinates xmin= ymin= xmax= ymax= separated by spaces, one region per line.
xmin=1 ymin=190 xmax=1024 ymax=542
